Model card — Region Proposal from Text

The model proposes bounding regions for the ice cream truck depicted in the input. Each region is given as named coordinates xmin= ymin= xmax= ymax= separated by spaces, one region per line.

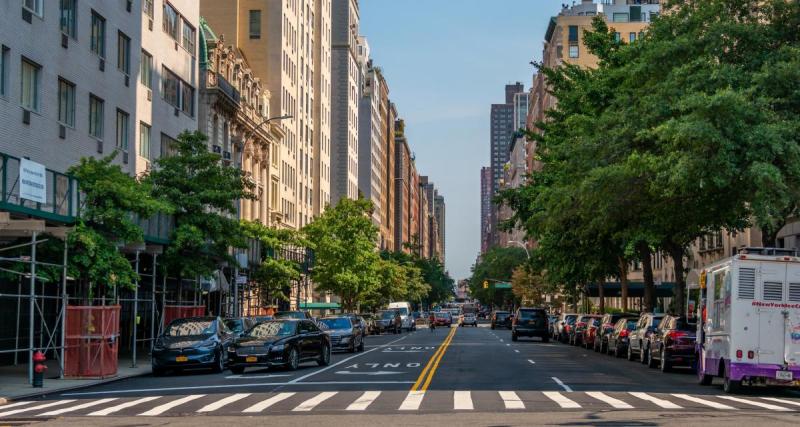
xmin=695 ymin=248 xmax=800 ymax=393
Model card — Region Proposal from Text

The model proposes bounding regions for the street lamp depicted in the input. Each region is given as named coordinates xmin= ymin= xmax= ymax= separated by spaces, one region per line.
xmin=508 ymin=240 xmax=530 ymax=260
xmin=253 ymin=114 xmax=293 ymax=132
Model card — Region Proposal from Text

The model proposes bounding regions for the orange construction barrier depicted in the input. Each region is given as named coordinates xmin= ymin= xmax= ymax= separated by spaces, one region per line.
xmin=64 ymin=305 xmax=120 ymax=379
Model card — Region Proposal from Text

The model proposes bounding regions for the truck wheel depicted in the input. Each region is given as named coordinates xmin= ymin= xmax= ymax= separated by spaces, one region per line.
xmin=723 ymin=376 xmax=741 ymax=393
xmin=696 ymin=356 xmax=712 ymax=385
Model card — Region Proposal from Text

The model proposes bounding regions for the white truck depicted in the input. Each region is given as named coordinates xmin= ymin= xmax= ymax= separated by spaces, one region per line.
xmin=695 ymin=248 xmax=800 ymax=393
xmin=387 ymin=301 xmax=415 ymax=331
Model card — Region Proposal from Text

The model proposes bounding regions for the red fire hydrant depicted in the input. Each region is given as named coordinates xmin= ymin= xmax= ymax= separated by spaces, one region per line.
xmin=32 ymin=351 xmax=46 ymax=388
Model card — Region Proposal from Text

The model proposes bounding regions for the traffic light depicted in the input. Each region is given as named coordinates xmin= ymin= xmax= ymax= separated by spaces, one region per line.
xmin=483 ymin=281 xmax=489 ymax=289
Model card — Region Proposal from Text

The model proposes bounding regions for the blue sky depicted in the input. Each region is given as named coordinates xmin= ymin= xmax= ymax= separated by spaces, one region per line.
xmin=360 ymin=0 xmax=565 ymax=280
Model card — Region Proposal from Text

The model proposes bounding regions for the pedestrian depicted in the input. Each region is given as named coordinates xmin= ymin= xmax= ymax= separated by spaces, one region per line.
xmin=429 ymin=312 xmax=436 ymax=332
xmin=394 ymin=311 xmax=402 ymax=334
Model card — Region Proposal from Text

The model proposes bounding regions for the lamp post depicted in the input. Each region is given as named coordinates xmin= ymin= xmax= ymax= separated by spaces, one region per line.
xmin=253 ymin=114 xmax=293 ymax=132
xmin=508 ymin=240 xmax=530 ymax=260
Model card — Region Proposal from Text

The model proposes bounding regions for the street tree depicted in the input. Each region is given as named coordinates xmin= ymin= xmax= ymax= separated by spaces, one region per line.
xmin=469 ymin=247 xmax=527 ymax=307
xmin=241 ymin=220 xmax=305 ymax=307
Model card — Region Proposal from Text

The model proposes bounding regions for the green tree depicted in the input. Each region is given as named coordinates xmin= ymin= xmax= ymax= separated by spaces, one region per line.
xmin=469 ymin=247 xmax=527 ymax=307
xmin=241 ymin=220 xmax=304 ymax=307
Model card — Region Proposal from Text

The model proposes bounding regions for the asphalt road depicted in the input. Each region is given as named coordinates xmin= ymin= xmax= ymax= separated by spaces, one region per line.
xmin=4 ymin=321 xmax=800 ymax=426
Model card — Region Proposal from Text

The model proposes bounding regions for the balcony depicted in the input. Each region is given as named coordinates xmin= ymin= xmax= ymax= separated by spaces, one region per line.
xmin=206 ymin=71 xmax=240 ymax=108
xmin=0 ymin=152 xmax=79 ymax=224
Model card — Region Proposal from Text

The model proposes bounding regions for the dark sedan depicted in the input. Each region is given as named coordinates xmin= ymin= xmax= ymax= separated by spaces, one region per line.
xmin=320 ymin=316 xmax=364 ymax=353
xmin=646 ymin=315 xmax=696 ymax=372
xmin=607 ymin=317 xmax=639 ymax=358
xmin=227 ymin=319 xmax=330 ymax=374
xmin=512 ymin=308 xmax=549 ymax=342
xmin=275 ymin=311 xmax=311 ymax=320
xmin=224 ymin=317 xmax=256 ymax=338
xmin=151 ymin=317 xmax=234 ymax=376
xmin=374 ymin=310 xmax=401 ymax=334
xmin=593 ymin=313 xmax=638 ymax=353
xmin=491 ymin=311 xmax=512 ymax=330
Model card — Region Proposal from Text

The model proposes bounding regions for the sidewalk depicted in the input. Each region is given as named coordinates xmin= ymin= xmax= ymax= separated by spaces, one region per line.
xmin=0 ymin=356 xmax=151 ymax=403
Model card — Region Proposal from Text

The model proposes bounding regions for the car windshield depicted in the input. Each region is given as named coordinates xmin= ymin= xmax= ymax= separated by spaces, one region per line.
xmin=392 ymin=307 xmax=409 ymax=316
xmin=625 ymin=320 xmax=638 ymax=330
xmin=276 ymin=312 xmax=305 ymax=320
xmin=247 ymin=321 xmax=295 ymax=338
xmin=165 ymin=320 xmax=214 ymax=337
xmin=435 ymin=312 xmax=450 ymax=319
xmin=224 ymin=319 xmax=244 ymax=333
xmin=379 ymin=311 xmax=396 ymax=319
xmin=518 ymin=310 xmax=545 ymax=320
xmin=565 ymin=315 xmax=577 ymax=324
xmin=320 ymin=318 xmax=351 ymax=330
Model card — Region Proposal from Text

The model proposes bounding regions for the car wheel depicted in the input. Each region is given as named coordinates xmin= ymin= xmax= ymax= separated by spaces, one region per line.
xmin=287 ymin=347 xmax=300 ymax=371
xmin=230 ymin=366 xmax=245 ymax=375
xmin=512 ymin=333 xmax=518 ymax=342
xmin=640 ymin=345 xmax=648 ymax=364
xmin=647 ymin=348 xmax=657 ymax=368
xmin=542 ymin=336 xmax=549 ymax=343
xmin=491 ymin=325 xmax=495 ymax=330
xmin=212 ymin=350 xmax=224 ymax=373
xmin=317 ymin=344 xmax=331 ymax=366
xmin=660 ymin=351 xmax=671 ymax=373
xmin=627 ymin=345 xmax=635 ymax=361
xmin=358 ymin=338 xmax=365 ymax=352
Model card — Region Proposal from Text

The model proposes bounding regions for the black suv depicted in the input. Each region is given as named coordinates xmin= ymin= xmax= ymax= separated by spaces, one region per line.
xmin=512 ymin=308 xmax=549 ymax=342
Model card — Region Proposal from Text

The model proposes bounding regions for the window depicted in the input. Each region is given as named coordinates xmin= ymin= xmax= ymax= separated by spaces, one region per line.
xmin=20 ymin=58 xmax=40 ymax=111
xmin=90 ymin=11 xmax=106 ymax=58
xmin=568 ymin=25 xmax=579 ymax=43
xmin=143 ymin=0 xmax=154 ymax=19
xmin=629 ymin=32 xmax=636 ymax=43
xmin=568 ymin=45 xmax=579 ymax=58
xmin=612 ymin=13 xmax=629 ymax=23
xmin=140 ymin=50 xmax=152 ymax=88
xmin=116 ymin=109 xmax=129 ymax=151
xmin=60 ymin=0 xmax=77 ymax=38
xmin=58 ymin=78 xmax=75 ymax=127
xmin=614 ymin=32 xmax=621 ymax=43
xmin=89 ymin=94 xmax=104 ymax=139
xmin=162 ymin=67 xmax=179 ymax=107
xmin=139 ymin=122 xmax=151 ymax=158
xmin=161 ymin=133 xmax=177 ymax=157
xmin=0 ymin=46 xmax=8 ymax=97
xmin=163 ymin=3 xmax=178 ymax=40
xmin=181 ymin=19 xmax=195 ymax=54
xmin=23 ymin=0 xmax=42 ymax=16
xmin=249 ymin=10 xmax=261 ymax=39
xmin=117 ymin=31 xmax=130 ymax=75
xmin=181 ymin=82 xmax=194 ymax=116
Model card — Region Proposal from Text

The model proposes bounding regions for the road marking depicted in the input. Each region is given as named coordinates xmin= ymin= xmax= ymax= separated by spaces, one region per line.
xmin=628 ymin=392 xmax=683 ymax=409
xmin=292 ymin=392 xmax=337 ymax=412
xmin=0 ymin=401 xmax=34 ymax=410
xmin=399 ymin=390 xmax=425 ymax=411
xmin=62 ymin=380 xmax=413 ymax=396
xmin=514 ymin=349 xmax=520 ymax=353
xmin=587 ymin=392 xmax=633 ymax=409
xmin=225 ymin=374 xmax=291 ymax=379
xmin=499 ymin=391 xmax=525 ymax=409
xmin=138 ymin=394 xmax=205 ymax=416
xmin=346 ymin=391 xmax=381 ymax=411
xmin=499 ymin=339 xmax=504 ymax=342
xmin=38 ymin=398 xmax=118 ymax=416
xmin=420 ymin=327 xmax=457 ymax=391
xmin=716 ymin=396 xmax=791 ymax=411
xmin=543 ymin=391 xmax=581 ymax=408
xmin=88 ymin=396 xmax=161 ymax=416
xmin=551 ymin=377 xmax=572 ymax=392
xmin=411 ymin=326 xmax=457 ymax=391
xmin=197 ymin=393 xmax=251 ymax=413
xmin=671 ymin=394 xmax=737 ymax=410
xmin=761 ymin=397 xmax=800 ymax=407
xmin=527 ymin=359 xmax=536 ymax=364
xmin=506 ymin=343 xmax=511 ymax=346
xmin=453 ymin=391 xmax=473 ymax=410
xmin=242 ymin=392 xmax=295 ymax=413
xmin=0 ymin=400 xmax=75 ymax=417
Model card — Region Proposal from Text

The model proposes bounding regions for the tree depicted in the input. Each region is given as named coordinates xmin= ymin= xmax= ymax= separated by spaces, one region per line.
xmin=241 ymin=221 xmax=304 ymax=307
xmin=469 ymin=247 xmax=527 ymax=307
xmin=382 ymin=250 xmax=451 ymax=307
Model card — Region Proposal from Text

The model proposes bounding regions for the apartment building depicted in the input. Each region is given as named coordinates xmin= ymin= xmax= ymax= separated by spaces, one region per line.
xmin=383 ymin=98 xmax=397 ymax=251
xmin=393 ymin=119 xmax=411 ymax=252
xmin=358 ymin=59 xmax=387 ymax=247
xmin=480 ymin=166 xmax=492 ymax=254
xmin=313 ymin=0 xmax=333 ymax=216
xmin=434 ymin=194 xmax=446 ymax=264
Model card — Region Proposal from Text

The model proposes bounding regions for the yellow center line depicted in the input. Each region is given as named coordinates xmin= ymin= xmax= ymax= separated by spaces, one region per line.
xmin=420 ymin=329 xmax=456 ymax=391
xmin=411 ymin=326 xmax=457 ymax=391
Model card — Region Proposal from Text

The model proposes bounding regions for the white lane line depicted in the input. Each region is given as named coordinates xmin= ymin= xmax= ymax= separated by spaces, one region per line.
xmin=346 ymin=391 xmax=381 ymax=411
xmin=543 ymin=391 xmax=581 ymax=409
xmin=0 ymin=401 xmax=34 ymax=410
xmin=671 ymin=394 xmax=737 ymax=410
xmin=506 ymin=343 xmax=511 ymax=347
xmin=527 ymin=359 xmax=536 ymax=364
xmin=292 ymin=392 xmax=337 ymax=412
xmin=399 ymin=391 xmax=425 ymax=411
xmin=514 ymin=349 xmax=520 ymax=353
xmin=242 ymin=392 xmax=295 ymax=413
xmin=88 ymin=396 xmax=161 ymax=416
xmin=289 ymin=335 xmax=409 ymax=384
xmin=587 ymin=392 xmax=633 ymax=409
xmin=225 ymin=374 xmax=290 ymax=379
xmin=197 ymin=393 xmax=251 ymax=413
xmin=499 ymin=339 xmax=504 ymax=342
xmin=39 ymin=398 xmax=118 ymax=416
xmin=628 ymin=392 xmax=683 ymax=409
xmin=551 ymin=377 xmax=573 ymax=392
xmin=716 ymin=396 xmax=791 ymax=411
xmin=0 ymin=400 xmax=76 ymax=417
xmin=453 ymin=391 xmax=473 ymax=410
xmin=761 ymin=397 xmax=800 ymax=408
xmin=499 ymin=391 xmax=525 ymax=409
xmin=138 ymin=394 xmax=205 ymax=416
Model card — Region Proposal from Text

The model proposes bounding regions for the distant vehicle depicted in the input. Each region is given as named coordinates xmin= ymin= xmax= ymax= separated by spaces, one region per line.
xmin=224 ymin=317 xmax=256 ymax=338
xmin=319 ymin=316 xmax=364 ymax=353
xmin=627 ymin=313 xmax=664 ymax=363
xmin=388 ymin=302 xmax=415 ymax=331
xmin=646 ymin=314 xmax=696 ymax=372
xmin=571 ymin=315 xmax=602 ymax=346
xmin=491 ymin=311 xmax=512 ymax=330
xmin=695 ymin=250 xmax=800 ymax=393
xmin=580 ymin=316 xmax=603 ymax=349
xmin=374 ymin=310 xmax=401 ymax=334
xmin=227 ymin=319 xmax=330 ymax=374
xmin=554 ymin=313 xmax=578 ymax=342
xmin=594 ymin=313 xmax=638 ymax=353
xmin=607 ymin=317 xmax=639 ymax=358
xmin=151 ymin=317 xmax=234 ymax=376
xmin=358 ymin=313 xmax=377 ymax=335
xmin=512 ymin=308 xmax=549 ymax=342
xmin=460 ymin=312 xmax=478 ymax=327
xmin=275 ymin=311 xmax=311 ymax=320
xmin=433 ymin=311 xmax=453 ymax=327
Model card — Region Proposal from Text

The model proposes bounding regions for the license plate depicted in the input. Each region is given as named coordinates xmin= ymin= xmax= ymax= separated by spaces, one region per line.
xmin=246 ymin=356 xmax=258 ymax=363
xmin=776 ymin=371 xmax=793 ymax=381
xmin=175 ymin=355 xmax=188 ymax=362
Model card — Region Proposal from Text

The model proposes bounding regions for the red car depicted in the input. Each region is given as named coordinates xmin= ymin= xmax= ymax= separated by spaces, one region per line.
xmin=581 ymin=316 xmax=602 ymax=349
xmin=433 ymin=312 xmax=452 ymax=327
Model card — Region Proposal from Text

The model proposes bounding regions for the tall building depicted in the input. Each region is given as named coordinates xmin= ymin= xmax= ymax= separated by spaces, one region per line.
xmin=393 ymin=119 xmax=411 ymax=252
xmin=489 ymin=82 xmax=524 ymax=248
xmin=314 ymin=0 xmax=333 ymax=217
xmin=480 ymin=166 xmax=492 ymax=254
xmin=420 ymin=176 xmax=444 ymax=263
xmin=330 ymin=0 xmax=360 ymax=203
xmin=377 ymin=73 xmax=394 ymax=250
xmin=358 ymin=59 xmax=387 ymax=247
xmin=434 ymin=194 xmax=446 ymax=264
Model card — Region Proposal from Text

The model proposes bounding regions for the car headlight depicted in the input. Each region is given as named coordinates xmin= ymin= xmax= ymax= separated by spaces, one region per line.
xmin=196 ymin=339 xmax=217 ymax=350
xmin=153 ymin=339 xmax=165 ymax=351
xmin=340 ymin=335 xmax=352 ymax=343
xmin=227 ymin=346 xmax=236 ymax=353
xmin=270 ymin=344 xmax=285 ymax=353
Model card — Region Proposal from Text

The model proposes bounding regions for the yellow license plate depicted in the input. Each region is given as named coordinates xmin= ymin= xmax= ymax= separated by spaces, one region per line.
xmin=246 ymin=356 xmax=258 ymax=363
xmin=176 ymin=355 xmax=188 ymax=362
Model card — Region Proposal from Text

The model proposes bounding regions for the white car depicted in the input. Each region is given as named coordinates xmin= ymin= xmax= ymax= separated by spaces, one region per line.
xmin=460 ymin=313 xmax=478 ymax=327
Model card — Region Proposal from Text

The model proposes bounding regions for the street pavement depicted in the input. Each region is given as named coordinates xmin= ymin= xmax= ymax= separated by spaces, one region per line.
xmin=3 ymin=322 xmax=800 ymax=425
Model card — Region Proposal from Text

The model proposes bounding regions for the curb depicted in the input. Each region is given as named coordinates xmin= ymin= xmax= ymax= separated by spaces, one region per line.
xmin=4 ymin=370 xmax=149 ymax=402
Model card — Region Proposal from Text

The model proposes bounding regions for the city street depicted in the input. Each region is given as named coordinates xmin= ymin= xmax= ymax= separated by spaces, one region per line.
xmin=3 ymin=322 xmax=800 ymax=425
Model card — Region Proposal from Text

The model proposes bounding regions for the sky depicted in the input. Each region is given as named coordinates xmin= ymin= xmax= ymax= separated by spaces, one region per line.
xmin=360 ymin=0 xmax=565 ymax=280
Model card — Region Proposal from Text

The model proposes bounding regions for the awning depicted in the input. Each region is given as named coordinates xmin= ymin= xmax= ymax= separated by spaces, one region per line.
xmin=585 ymin=282 xmax=675 ymax=298
xmin=299 ymin=302 xmax=341 ymax=309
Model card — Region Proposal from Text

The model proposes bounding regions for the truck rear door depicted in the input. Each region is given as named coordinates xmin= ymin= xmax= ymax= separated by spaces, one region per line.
xmin=785 ymin=265 xmax=800 ymax=367
xmin=757 ymin=262 xmax=786 ymax=365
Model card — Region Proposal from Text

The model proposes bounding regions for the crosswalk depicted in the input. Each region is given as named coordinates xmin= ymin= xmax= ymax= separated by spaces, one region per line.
xmin=1 ymin=391 xmax=798 ymax=417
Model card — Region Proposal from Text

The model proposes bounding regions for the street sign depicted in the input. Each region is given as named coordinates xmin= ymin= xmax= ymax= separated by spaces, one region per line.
xmin=236 ymin=275 xmax=247 ymax=284
xmin=494 ymin=282 xmax=512 ymax=289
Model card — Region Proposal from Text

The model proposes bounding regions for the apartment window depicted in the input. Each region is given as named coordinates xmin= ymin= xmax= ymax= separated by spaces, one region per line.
xmin=0 ymin=46 xmax=8 ymax=98
xmin=180 ymin=82 xmax=194 ymax=116
xmin=568 ymin=25 xmax=579 ymax=43
xmin=568 ymin=45 xmax=579 ymax=58
xmin=629 ymin=32 xmax=637 ymax=43
xmin=90 ymin=11 xmax=106 ymax=58
xmin=140 ymin=50 xmax=152 ymax=88
xmin=163 ymin=3 xmax=178 ymax=40
xmin=142 ymin=0 xmax=154 ymax=19
xmin=612 ymin=13 xmax=629 ymax=23
xmin=249 ymin=10 xmax=262 ymax=39
xmin=161 ymin=133 xmax=178 ymax=157
xmin=116 ymin=109 xmax=129 ymax=151
xmin=139 ymin=122 xmax=151 ymax=158
xmin=117 ymin=31 xmax=130 ymax=75
xmin=57 ymin=78 xmax=75 ymax=127
xmin=181 ymin=19 xmax=195 ymax=54
xmin=89 ymin=94 xmax=104 ymax=139
xmin=614 ymin=32 xmax=621 ymax=43
xmin=162 ymin=67 xmax=179 ymax=107
xmin=23 ymin=0 xmax=42 ymax=16
xmin=20 ymin=58 xmax=40 ymax=112
xmin=60 ymin=0 xmax=77 ymax=38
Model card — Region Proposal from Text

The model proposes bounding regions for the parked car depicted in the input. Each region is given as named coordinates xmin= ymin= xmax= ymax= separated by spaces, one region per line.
xmin=151 ymin=317 xmax=234 ymax=376
xmin=554 ymin=313 xmax=578 ymax=342
xmin=512 ymin=308 xmax=549 ymax=342
xmin=547 ymin=315 xmax=559 ymax=337
xmin=374 ymin=310 xmax=401 ymax=334
xmin=570 ymin=315 xmax=601 ymax=346
xmin=646 ymin=315 xmax=696 ymax=372
xmin=607 ymin=317 xmax=639 ymax=358
xmin=224 ymin=317 xmax=256 ymax=338
xmin=593 ymin=313 xmax=638 ymax=353
xmin=627 ymin=313 xmax=665 ymax=363
xmin=579 ymin=316 xmax=603 ymax=349
xmin=358 ymin=313 xmax=377 ymax=335
xmin=253 ymin=316 xmax=274 ymax=323
xmin=433 ymin=311 xmax=453 ymax=327
xmin=388 ymin=301 xmax=416 ymax=331
xmin=227 ymin=319 xmax=330 ymax=374
xmin=491 ymin=311 xmax=512 ymax=330
xmin=275 ymin=311 xmax=311 ymax=320
xmin=459 ymin=312 xmax=478 ymax=327
xmin=319 ymin=316 xmax=364 ymax=353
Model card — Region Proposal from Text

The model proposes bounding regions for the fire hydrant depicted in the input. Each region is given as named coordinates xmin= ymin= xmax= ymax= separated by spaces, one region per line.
xmin=32 ymin=351 xmax=46 ymax=388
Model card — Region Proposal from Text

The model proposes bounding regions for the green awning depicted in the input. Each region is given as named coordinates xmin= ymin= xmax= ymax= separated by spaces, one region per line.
xmin=299 ymin=302 xmax=341 ymax=309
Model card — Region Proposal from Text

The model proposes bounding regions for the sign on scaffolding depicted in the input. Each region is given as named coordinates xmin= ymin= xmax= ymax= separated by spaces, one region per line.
xmin=19 ymin=158 xmax=46 ymax=203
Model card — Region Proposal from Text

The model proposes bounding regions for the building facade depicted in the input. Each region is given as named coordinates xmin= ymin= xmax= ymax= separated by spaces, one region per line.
xmin=358 ymin=60 xmax=387 ymax=247
xmin=434 ymin=194 xmax=446 ymax=263
xmin=393 ymin=119 xmax=411 ymax=252
xmin=480 ymin=166 xmax=492 ymax=254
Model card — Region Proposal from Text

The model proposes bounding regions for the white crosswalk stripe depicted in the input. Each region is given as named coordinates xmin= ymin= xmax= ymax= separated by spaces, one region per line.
xmin=242 ymin=392 xmax=295 ymax=413
xmin=629 ymin=392 xmax=683 ymax=409
xmin=716 ymin=396 xmax=792 ymax=411
xmin=761 ymin=397 xmax=800 ymax=408
xmin=0 ymin=400 xmax=75 ymax=417
xmin=197 ymin=393 xmax=251 ymax=413
xmin=498 ymin=391 xmax=525 ymax=409
xmin=399 ymin=391 xmax=425 ymax=411
xmin=292 ymin=392 xmax=337 ymax=412
xmin=671 ymin=394 xmax=737 ymax=410
xmin=0 ymin=401 xmax=35 ymax=411
xmin=587 ymin=392 xmax=633 ymax=409
xmin=38 ymin=398 xmax=118 ymax=416
xmin=346 ymin=391 xmax=381 ymax=411
xmin=138 ymin=395 xmax=205 ymax=416
xmin=543 ymin=391 xmax=581 ymax=408
xmin=453 ymin=391 xmax=473 ymax=410
xmin=88 ymin=396 xmax=162 ymax=416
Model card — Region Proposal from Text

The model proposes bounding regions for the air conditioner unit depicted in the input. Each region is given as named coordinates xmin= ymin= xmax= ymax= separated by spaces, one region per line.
xmin=61 ymin=34 xmax=68 ymax=48
xmin=22 ymin=110 xmax=30 ymax=125
xmin=58 ymin=124 xmax=66 ymax=139
xmin=146 ymin=89 xmax=152 ymax=101
xmin=22 ymin=8 xmax=32 ymax=23
xmin=148 ymin=19 xmax=153 ymax=31
xmin=99 ymin=58 xmax=105 ymax=71
xmin=122 ymin=151 xmax=129 ymax=164
xmin=96 ymin=139 xmax=103 ymax=154
xmin=212 ymin=145 xmax=222 ymax=154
